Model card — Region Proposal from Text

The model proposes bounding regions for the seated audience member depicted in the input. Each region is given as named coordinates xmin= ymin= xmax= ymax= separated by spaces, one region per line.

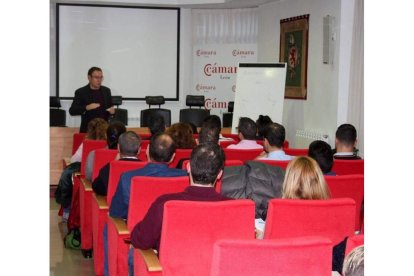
xmin=198 ymin=121 xmax=220 ymax=144
xmin=103 ymin=133 xmax=188 ymax=275
xmin=130 ymin=142 xmax=230 ymax=252
xmin=333 ymin=124 xmax=361 ymax=160
xmin=256 ymin=115 xmax=273 ymax=140
xmin=282 ymin=156 xmax=330 ymax=199
xmin=227 ymin=117 xmax=262 ymax=149
xmin=202 ymin=115 xmax=233 ymax=142
xmin=109 ymin=133 xmax=188 ymax=219
xmin=342 ymin=245 xmax=364 ymax=276
xmin=308 ymin=140 xmax=336 ymax=176
xmin=92 ymin=131 xmax=141 ymax=196
xmin=165 ymin=122 xmax=197 ymax=149
xmin=55 ymin=118 xmax=109 ymax=222
xmin=70 ymin=118 xmax=109 ymax=163
xmin=85 ymin=121 xmax=126 ymax=181
xmin=144 ymin=114 xmax=166 ymax=140
xmin=256 ymin=123 xmax=293 ymax=160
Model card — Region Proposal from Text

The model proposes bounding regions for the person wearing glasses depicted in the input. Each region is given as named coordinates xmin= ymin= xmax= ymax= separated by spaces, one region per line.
xmin=69 ymin=66 xmax=115 ymax=133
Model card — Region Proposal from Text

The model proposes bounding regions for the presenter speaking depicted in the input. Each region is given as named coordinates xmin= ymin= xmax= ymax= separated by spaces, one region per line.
xmin=69 ymin=67 xmax=115 ymax=133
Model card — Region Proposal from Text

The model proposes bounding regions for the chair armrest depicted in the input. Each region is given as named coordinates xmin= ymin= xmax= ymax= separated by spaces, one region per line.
xmin=81 ymin=178 xmax=93 ymax=191
xmin=108 ymin=216 xmax=129 ymax=235
xmin=138 ymin=249 xmax=162 ymax=272
xmin=93 ymin=193 xmax=108 ymax=209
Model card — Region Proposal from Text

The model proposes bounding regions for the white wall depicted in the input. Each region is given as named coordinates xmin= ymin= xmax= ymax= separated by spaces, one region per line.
xmin=257 ymin=0 xmax=352 ymax=148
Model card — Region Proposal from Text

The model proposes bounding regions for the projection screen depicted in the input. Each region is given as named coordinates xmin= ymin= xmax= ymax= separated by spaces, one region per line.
xmin=57 ymin=4 xmax=180 ymax=100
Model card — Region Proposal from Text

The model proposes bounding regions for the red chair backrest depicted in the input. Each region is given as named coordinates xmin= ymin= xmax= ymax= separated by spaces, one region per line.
xmin=223 ymin=148 xmax=263 ymax=162
xmin=107 ymin=160 xmax=148 ymax=206
xmin=211 ymin=237 xmax=333 ymax=276
xmin=219 ymin=140 xmax=237 ymax=149
xmin=325 ymin=175 xmax=364 ymax=231
xmin=221 ymin=133 xmax=240 ymax=142
xmin=332 ymin=159 xmax=364 ymax=175
xmin=159 ymin=200 xmax=255 ymax=276
xmin=345 ymin=234 xmax=364 ymax=256
xmin=137 ymin=140 xmax=150 ymax=161
xmin=91 ymin=149 xmax=118 ymax=181
xmin=254 ymin=159 xmax=290 ymax=170
xmin=169 ymin=149 xmax=193 ymax=168
xmin=264 ymin=198 xmax=356 ymax=245
xmin=127 ymin=176 xmax=190 ymax=232
xmin=72 ymin=133 xmax=86 ymax=155
xmin=284 ymin=148 xmax=308 ymax=156
xmin=139 ymin=133 xmax=151 ymax=140
xmin=283 ymin=140 xmax=289 ymax=149
xmin=80 ymin=140 xmax=107 ymax=175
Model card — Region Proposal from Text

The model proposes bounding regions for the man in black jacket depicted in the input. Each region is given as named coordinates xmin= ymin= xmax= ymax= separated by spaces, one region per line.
xmin=69 ymin=67 xmax=115 ymax=133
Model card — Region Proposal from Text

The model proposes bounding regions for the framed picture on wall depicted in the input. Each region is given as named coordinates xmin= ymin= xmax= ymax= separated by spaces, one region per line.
xmin=280 ymin=14 xmax=309 ymax=99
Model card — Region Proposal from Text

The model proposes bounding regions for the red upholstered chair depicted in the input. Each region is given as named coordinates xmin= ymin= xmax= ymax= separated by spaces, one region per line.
xmin=139 ymin=133 xmax=151 ymax=140
xmin=108 ymin=176 xmax=190 ymax=276
xmin=168 ymin=148 xmax=193 ymax=168
xmin=72 ymin=132 xmax=87 ymax=155
xmin=345 ymin=234 xmax=364 ymax=256
xmin=71 ymin=140 xmax=107 ymax=257
xmin=332 ymin=159 xmax=364 ymax=175
xmin=221 ymin=133 xmax=240 ymax=142
xmin=284 ymin=148 xmax=309 ymax=156
xmin=210 ymin=237 xmax=333 ymax=276
xmin=134 ymin=200 xmax=256 ymax=276
xmin=223 ymin=148 xmax=263 ymax=162
xmin=138 ymin=140 xmax=150 ymax=161
xmin=255 ymin=159 xmax=290 ymax=170
xmin=219 ymin=140 xmax=237 ymax=148
xmin=91 ymin=161 xmax=148 ymax=275
xmin=325 ymin=175 xmax=364 ymax=232
xmin=283 ymin=140 xmax=289 ymax=149
xmin=264 ymin=198 xmax=356 ymax=245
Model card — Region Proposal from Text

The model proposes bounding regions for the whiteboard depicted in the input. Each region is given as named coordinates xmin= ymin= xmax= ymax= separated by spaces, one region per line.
xmin=231 ymin=63 xmax=287 ymax=134
xmin=57 ymin=4 xmax=179 ymax=100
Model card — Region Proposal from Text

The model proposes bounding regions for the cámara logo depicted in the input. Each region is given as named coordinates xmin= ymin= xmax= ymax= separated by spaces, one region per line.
xmin=232 ymin=49 xmax=255 ymax=57
xmin=204 ymin=98 xmax=228 ymax=110
xmin=195 ymin=84 xmax=216 ymax=92
xmin=204 ymin=63 xmax=238 ymax=77
xmin=196 ymin=49 xmax=217 ymax=56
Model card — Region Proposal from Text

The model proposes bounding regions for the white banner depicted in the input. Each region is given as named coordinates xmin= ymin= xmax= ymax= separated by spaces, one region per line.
xmin=192 ymin=44 xmax=257 ymax=117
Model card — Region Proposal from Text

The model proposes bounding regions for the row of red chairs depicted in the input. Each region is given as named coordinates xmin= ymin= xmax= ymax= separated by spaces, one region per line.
xmin=70 ymin=139 xmax=363 ymax=275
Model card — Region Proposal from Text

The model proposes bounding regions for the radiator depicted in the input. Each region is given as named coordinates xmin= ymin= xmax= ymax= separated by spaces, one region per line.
xmin=295 ymin=129 xmax=329 ymax=148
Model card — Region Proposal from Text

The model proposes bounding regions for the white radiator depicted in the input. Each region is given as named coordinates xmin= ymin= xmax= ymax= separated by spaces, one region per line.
xmin=295 ymin=129 xmax=329 ymax=148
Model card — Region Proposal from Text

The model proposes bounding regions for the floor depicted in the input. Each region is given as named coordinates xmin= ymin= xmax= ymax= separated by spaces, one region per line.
xmin=50 ymin=196 xmax=95 ymax=276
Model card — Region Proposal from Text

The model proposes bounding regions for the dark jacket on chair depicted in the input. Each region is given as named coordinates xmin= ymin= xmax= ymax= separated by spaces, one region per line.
xmin=221 ymin=161 xmax=285 ymax=220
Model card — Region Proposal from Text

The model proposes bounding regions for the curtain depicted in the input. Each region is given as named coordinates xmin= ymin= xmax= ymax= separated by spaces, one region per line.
xmin=192 ymin=8 xmax=258 ymax=44
xmin=347 ymin=0 xmax=364 ymax=157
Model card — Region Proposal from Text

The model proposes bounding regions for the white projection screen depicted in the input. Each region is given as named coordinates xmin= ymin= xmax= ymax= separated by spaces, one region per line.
xmin=57 ymin=4 xmax=180 ymax=100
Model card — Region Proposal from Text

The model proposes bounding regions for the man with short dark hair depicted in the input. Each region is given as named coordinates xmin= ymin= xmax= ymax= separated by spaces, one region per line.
xmin=227 ymin=117 xmax=262 ymax=149
xmin=92 ymin=131 xmax=141 ymax=196
xmin=130 ymin=142 xmax=230 ymax=252
xmin=308 ymin=140 xmax=336 ymax=175
xmin=104 ymin=133 xmax=187 ymax=276
xmin=69 ymin=67 xmax=115 ymax=133
xmin=202 ymin=115 xmax=233 ymax=142
xmin=256 ymin=123 xmax=293 ymax=160
xmin=198 ymin=121 xmax=220 ymax=144
xmin=334 ymin=124 xmax=361 ymax=160
xmin=109 ymin=133 xmax=187 ymax=219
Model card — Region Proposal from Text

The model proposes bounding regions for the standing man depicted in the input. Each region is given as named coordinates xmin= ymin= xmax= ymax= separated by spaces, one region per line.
xmin=69 ymin=67 xmax=115 ymax=133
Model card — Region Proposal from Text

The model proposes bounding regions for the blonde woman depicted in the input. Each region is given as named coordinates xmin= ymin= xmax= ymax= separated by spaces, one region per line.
xmin=282 ymin=156 xmax=330 ymax=200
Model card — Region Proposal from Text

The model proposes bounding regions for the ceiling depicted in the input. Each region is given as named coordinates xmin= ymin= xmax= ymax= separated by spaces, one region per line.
xmin=51 ymin=0 xmax=280 ymax=9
